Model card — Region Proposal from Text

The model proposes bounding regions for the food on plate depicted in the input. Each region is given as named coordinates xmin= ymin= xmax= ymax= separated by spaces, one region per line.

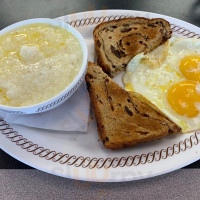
xmin=123 ymin=37 xmax=200 ymax=133
xmin=93 ymin=17 xmax=172 ymax=77
xmin=85 ymin=62 xmax=181 ymax=150
xmin=0 ymin=23 xmax=83 ymax=107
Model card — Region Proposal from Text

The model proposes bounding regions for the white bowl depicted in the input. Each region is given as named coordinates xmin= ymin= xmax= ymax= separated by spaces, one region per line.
xmin=0 ymin=18 xmax=88 ymax=114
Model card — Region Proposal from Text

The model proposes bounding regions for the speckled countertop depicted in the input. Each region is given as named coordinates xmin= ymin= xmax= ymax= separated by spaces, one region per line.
xmin=0 ymin=169 xmax=200 ymax=200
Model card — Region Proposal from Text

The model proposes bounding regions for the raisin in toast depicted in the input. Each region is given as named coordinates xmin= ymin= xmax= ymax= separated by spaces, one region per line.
xmin=85 ymin=62 xmax=181 ymax=150
xmin=94 ymin=17 xmax=172 ymax=77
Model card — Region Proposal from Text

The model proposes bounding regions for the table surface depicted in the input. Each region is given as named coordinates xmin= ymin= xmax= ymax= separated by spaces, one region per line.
xmin=1 ymin=0 xmax=200 ymax=199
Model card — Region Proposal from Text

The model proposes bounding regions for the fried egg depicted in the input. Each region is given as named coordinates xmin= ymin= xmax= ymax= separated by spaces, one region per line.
xmin=123 ymin=37 xmax=200 ymax=133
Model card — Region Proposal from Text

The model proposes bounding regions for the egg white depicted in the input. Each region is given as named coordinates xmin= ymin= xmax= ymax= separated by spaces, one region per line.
xmin=123 ymin=37 xmax=200 ymax=133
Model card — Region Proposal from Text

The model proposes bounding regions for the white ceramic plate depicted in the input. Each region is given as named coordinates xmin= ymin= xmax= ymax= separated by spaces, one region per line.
xmin=1 ymin=10 xmax=200 ymax=182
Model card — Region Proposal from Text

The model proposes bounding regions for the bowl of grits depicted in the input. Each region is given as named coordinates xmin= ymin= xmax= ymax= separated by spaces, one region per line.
xmin=0 ymin=18 xmax=88 ymax=114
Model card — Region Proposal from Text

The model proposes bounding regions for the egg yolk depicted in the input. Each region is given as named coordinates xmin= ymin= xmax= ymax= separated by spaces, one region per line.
xmin=167 ymin=81 xmax=200 ymax=118
xmin=125 ymin=82 xmax=134 ymax=91
xmin=179 ymin=56 xmax=200 ymax=82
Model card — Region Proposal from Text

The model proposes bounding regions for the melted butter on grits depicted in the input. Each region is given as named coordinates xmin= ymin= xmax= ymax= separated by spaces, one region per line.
xmin=0 ymin=23 xmax=83 ymax=107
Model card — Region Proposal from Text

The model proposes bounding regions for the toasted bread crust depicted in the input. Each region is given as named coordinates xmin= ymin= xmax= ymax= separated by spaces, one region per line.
xmin=85 ymin=62 xmax=181 ymax=150
xmin=93 ymin=17 xmax=172 ymax=77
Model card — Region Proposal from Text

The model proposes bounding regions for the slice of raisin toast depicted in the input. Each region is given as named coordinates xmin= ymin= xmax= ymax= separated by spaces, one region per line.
xmin=94 ymin=17 xmax=172 ymax=77
xmin=85 ymin=62 xmax=181 ymax=150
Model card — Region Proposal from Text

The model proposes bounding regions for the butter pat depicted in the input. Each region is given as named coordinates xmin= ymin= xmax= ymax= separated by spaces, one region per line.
xmin=20 ymin=44 xmax=44 ymax=62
